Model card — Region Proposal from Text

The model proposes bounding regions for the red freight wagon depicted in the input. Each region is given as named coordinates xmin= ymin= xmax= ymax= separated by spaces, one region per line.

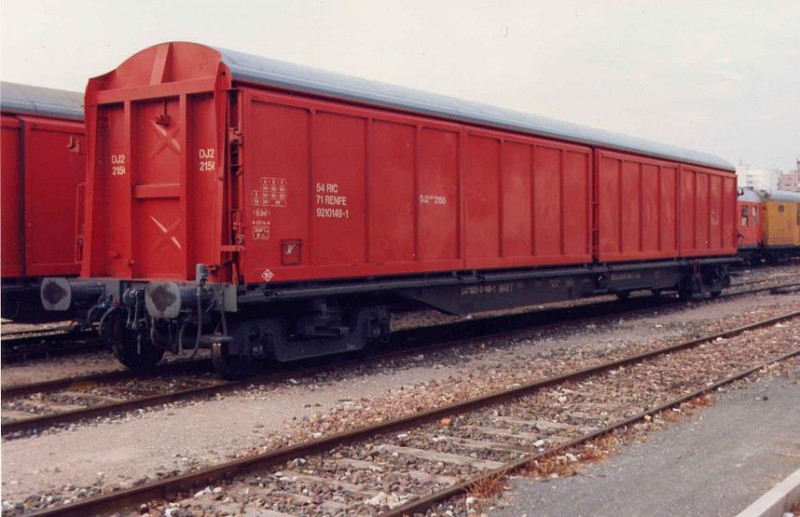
xmin=1 ymin=82 xmax=85 ymax=322
xmin=42 ymin=42 xmax=737 ymax=377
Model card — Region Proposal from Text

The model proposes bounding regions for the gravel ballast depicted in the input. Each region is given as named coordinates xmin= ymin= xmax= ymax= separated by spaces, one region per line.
xmin=2 ymin=286 xmax=799 ymax=512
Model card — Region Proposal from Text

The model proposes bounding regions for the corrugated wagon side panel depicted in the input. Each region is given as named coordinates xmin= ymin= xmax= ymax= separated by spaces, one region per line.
xmin=240 ymin=94 xmax=311 ymax=278
xmin=190 ymin=93 xmax=224 ymax=275
xmin=678 ymin=165 xmax=737 ymax=257
xmin=464 ymin=134 xmax=500 ymax=262
xmin=563 ymin=150 xmax=590 ymax=257
xmin=416 ymin=127 xmax=460 ymax=262
xmin=312 ymin=111 xmax=367 ymax=267
xmin=620 ymin=160 xmax=642 ymax=254
xmin=680 ymin=168 xmax=697 ymax=252
xmin=499 ymin=141 xmax=532 ymax=258
xmin=597 ymin=155 xmax=621 ymax=257
xmin=532 ymin=145 xmax=562 ymax=258
xmin=722 ymin=178 xmax=737 ymax=250
xmin=239 ymin=90 xmax=465 ymax=284
xmin=369 ymin=120 xmax=415 ymax=263
xmin=641 ymin=163 xmax=659 ymax=252
xmin=660 ymin=165 xmax=679 ymax=253
xmin=708 ymin=174 xmax=722 ymax=250
xmin=695 ymin=172 xmax=710 ymax=250
xmin=97 ymin=103 xmax=133 ymax=278
xmin=595 ymin=150 xmax=683 ymax=262
xmin=22 ymin=117 xmax=84 ymax=277
xmin=461 ymin=130 xmax=592 ymax=269
xmin=238 ymin=88 xmax=597 ymax=284
xmin=1 ymin=116 xmax=23 ymax=278
xmin=464 ymin=132 xmax=593 ymax=268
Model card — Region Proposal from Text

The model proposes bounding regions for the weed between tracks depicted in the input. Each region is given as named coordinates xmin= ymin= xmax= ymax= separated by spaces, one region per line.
xmin=523 ymin=432 xmax=622 ymax=479
xmin=467 ymin=473 xmax=507 ymax=499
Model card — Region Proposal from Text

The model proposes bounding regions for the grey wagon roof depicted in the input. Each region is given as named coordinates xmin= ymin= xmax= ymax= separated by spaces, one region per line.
xmin=216 ymin=46 xmax=734 ymax=171
xmin=765 ymin=190 xmax=800 ymax=203
xmin=739 ymin=188 xmax=800 ymax=203
xmin=738 ymin=188 xmax=762 ymax=202
xmin=0 ymin=82 xmax=83 ymax=121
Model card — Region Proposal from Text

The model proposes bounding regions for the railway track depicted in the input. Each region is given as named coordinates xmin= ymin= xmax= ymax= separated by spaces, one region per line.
xmin=3 ymin=280 xmax=798 ymax=438
xmin=0 ymin=291 xmax=671 ymax=437
xmin=0 ymin=322 xmax=77 ymax=337
xmin=0 ymin=328 xmax=103 ymax=363
xmin=23 ymin=308 xmax=800 ymax=516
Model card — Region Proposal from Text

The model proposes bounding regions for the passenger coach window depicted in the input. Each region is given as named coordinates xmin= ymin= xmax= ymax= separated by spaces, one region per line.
xmin=778 ymin=204 xmax=785 ymax=213
xmin=753 ymin=206 xmax=758 ymax=225
xmin=741 ymin=206 xmax=749 ymax=227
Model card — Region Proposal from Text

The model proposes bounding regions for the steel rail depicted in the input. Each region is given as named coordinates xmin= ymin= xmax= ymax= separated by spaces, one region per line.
xmin=1 ymin=330 xmax=103 ymax=362
xmin=4 ymin=278 xmax=792 ymax=398
xmin=1 ymin=294 xmax=665 ymax=436
xmin=25 ymin=310 xmax=800 ymax=517
xmin=771 ymin=284 xmax=800 ymax=295
xmin=4 ymin=281 xmax=797 ymax=437
xmin=384 ymin=347 xmax=800 ymax=516
xmin=1 ymin=360 xmax=209 ymax=398
xmin=0 ymin=324 xmax=77 ymax=337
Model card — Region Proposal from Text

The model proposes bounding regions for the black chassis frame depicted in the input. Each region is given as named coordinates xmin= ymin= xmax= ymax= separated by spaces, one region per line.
xmin=42 ymin=257 xmax=735 ymax=354
xmin=231 ymin=257 xmax=735 ymax=316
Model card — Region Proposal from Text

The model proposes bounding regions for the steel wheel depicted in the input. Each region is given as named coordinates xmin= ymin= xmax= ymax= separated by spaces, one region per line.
xmin=109 ymin=321 xmax=164 ymax=372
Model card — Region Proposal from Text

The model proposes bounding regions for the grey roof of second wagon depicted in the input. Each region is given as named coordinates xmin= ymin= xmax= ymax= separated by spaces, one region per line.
xmin=0 ymin=82 xmax=83 ymax=121
xmin=216 ymin=46 xmax=734 ymax=171
xmin=739 ymin=187 xmax=800 ymax=203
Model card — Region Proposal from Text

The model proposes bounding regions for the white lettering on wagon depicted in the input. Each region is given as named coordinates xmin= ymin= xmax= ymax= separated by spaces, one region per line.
xmin=252 ymin=177 xmax=288 ymax=208
xmin=419 ymin=194 xmax=447 ymax=205
xmin=198 ymin=148 xmax=216 ymax=172
xmin=314 ymin=182 xmax=350 ymax=219
xmin=111 ymin=154 xmax=126 ymax=176
xmin=261 ymin=269 xmax=274 ymax=282
xmin=252 ymin=220 xmax=270 ymax=240
xmin=460 ymin=282 xmax=522 ymax=296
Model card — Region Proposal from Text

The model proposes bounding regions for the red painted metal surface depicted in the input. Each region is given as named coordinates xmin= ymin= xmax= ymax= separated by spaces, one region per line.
xmin=0 ymin=113 xmax=85 ymax=279
xmin=82 ymin=44 xmax=228 ymax=281
xmin=596 ymin=150 xmax=736 ymax=262
xmin=1 ymin=116 xmax=23 ymax=278
xmin=238 ymin=90 xmax=592 ymax=283
xmin=596 ymin=150 xmax=680 ymax=262
xmin=737 ymin=200 xmax=762 ymax=249
xmin=82 ymin=42 xmax=736 ymax=287
xmin=678 ymin=164 xmax=737 ymax=257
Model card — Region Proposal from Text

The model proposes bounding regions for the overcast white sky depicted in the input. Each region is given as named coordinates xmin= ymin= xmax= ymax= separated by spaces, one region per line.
xmin=1 ymin=0 xmax=798 ymax=170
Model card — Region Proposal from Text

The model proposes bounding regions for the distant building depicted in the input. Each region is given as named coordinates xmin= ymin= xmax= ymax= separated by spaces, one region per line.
xmin=777 ymin=165 xmax=800 ymax=193
xmin=736 ymin=166 xmax=778 ymax=192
